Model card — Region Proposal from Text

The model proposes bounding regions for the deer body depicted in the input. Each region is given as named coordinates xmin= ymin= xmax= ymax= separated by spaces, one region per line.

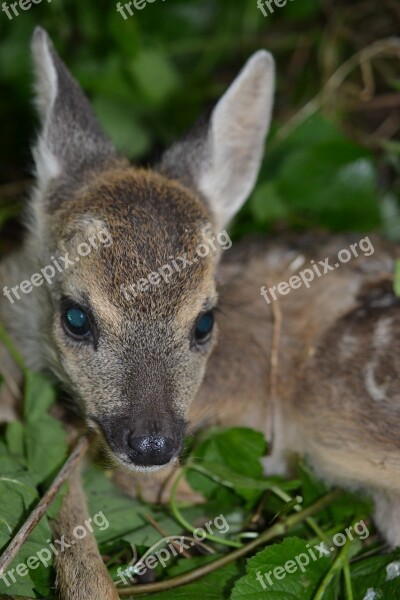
xmin=1 ymin=27 xmax=399 ymax=599
xmin=194 ymin=234 xmax=400 ymax=548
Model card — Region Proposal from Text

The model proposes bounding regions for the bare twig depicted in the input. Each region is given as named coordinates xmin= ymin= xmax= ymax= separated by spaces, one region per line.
xmin=118 ymin=490 xmax=342 ymax=596
xmin=348 ymin=93 xmax=400 ymax=111
xmin=144 ymin=513 xmax=191 ymax=559
xmin=0 ymin=436 xmax=89 ymax=576
xmin=250 ymin=490 xmax=271 ymax=525
xmin=276 ymin=37 xmax=400 ymax=142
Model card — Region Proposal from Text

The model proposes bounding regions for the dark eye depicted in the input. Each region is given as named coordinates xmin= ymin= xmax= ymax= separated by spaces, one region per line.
xmin=194 ymin=311 xmax=214 ymax=345
xmin=62 ymin=305 xmax=91 ymax=340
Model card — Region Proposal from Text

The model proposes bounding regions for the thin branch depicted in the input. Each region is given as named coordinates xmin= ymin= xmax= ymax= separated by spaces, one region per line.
xmin=118 ymin=489 xmax=342 ymax=596
xmin=275 ymin=37 xmax=400 ymax=142
xmin=144 ymin=513 xmax=191 ymax=559
xmin=250 ymin=490 xmax=271 ymax=526
xmin=0 ymin=436 xmax=89 ymax=576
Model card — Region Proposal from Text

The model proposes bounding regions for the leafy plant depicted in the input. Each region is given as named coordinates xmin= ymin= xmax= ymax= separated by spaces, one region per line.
xmin=2 ymin=379 xmax=399 ymax=599
xmin=0 ymin=370 xmax=67 ymax=597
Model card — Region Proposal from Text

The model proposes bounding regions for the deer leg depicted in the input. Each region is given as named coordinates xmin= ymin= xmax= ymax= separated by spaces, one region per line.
xmin=52 ymin=467 xmax=119 ymax=600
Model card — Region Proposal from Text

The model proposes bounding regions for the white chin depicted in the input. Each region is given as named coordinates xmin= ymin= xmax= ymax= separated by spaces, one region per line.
xmin=113 ymin=453 xmax=177 ymax=474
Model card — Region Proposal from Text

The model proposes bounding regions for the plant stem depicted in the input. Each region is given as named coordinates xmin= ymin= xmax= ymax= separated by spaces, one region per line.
xmin=169 ymin=467 xmax=242 ymax=549
xmin=118 ymin=489 xmax=342 ymax=596
xmin=313 ymin=538 xmax=352 ymax=600
xmin=343 ymin=560 xmax=354 ymax=600
xmin=271 ymin=486 xmax=331 ymax=545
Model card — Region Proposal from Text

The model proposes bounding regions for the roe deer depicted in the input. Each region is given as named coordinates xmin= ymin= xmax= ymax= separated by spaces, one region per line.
xmin=0 ymin=27 xmax=399 ymax=600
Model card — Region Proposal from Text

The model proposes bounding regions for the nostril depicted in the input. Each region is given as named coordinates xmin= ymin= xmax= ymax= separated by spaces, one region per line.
xmin=128 ymin=434 xmax=165 ymax=454
xmin=127 ymin=434 xmax=176 ymax=466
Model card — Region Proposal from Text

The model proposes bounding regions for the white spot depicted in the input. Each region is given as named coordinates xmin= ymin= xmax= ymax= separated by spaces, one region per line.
xmin=364 ymin=363 xmax=387 ymax=402
xmin=288 ymin=254 xmax=305 ymax=272
xmin=362 ymin=589 xmax=378 ymax=600
xmin=373 ymin=317 xmax=393 ymax=350
xmin=264 ymin=250 xmax=287 ymax=269
xmin=364 ymin=317 xmax=393 ymax=402
xmin=386 ymin=560 xmax=400 ymax=581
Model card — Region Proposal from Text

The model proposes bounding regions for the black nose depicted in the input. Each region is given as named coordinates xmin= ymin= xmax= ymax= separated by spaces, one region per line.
xmin=127 ymin=434 xmax=176 ymax=466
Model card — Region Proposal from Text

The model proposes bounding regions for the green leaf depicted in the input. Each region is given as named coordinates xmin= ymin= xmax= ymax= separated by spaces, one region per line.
xmin=375 ymin=577 xmax=400 ymax=599
xmin=24 ymin=372 xmax=56 ymax=421
xmin=92 ymin=97 xmax=151 ymax=159
xmin=0 ymin=474 xmax=53 ymax=598
xmin=138 ymin=561 xmax=242 ymax=600
xmin=250 ymin=182 xmax=289 ymax=224
xmin=84 ymin=466 xmax=146 ymax=545
xmin=351 ymin=551 xmax=400 ymax=600
xmin=25 ymin=415 xmax=67 ymax=486
xmin=0 ymin=368 xmax=68 ymax=597
xmin=5 ymin=420 xmax=25 ymax=460
xmin=75 ymin=56 xmax=135 ymax=104
xmin=231 ymin=537 xmax=333 ymax=599
xmin=186 ymin=428 xmax=267 ymax=502
xmin=276 ymin=150 xmax=379 ymax=230
xmin=252 ymin=114 xmax=381 ymax=232
xmin=129 ymin=49 xmax=181 ymax=106
xmin=0 ymin=439 xmax=25 ymax=474
xmin=192 ymin=462 xmax=296 ymax=493
xmin=282 ymin=0 xmax=320 ymax=20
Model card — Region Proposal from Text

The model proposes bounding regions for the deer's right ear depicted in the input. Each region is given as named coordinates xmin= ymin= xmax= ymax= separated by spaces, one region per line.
xmin=160 ymin=51 xmax=275 ymax=231
xmin=31 ymin=28 xmax=116 ymax=198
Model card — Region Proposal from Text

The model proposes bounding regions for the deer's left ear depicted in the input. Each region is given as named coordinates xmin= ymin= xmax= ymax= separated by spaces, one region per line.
xmin=160 ymin=51 xmax=275 ymax=230
xmin=31 ymin=27 xmax=116 ymax=196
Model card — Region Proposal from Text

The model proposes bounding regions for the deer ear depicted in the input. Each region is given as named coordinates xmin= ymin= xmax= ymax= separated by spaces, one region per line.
xmin=160 ymin=51 xmax=275 ymax=230
xmin=31 ymin=28 xmax=116 ymax=194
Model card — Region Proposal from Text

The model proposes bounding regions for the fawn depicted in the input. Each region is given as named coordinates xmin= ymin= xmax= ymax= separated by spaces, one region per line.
xmin=0 ymin=27 xmax=399 ymax=599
